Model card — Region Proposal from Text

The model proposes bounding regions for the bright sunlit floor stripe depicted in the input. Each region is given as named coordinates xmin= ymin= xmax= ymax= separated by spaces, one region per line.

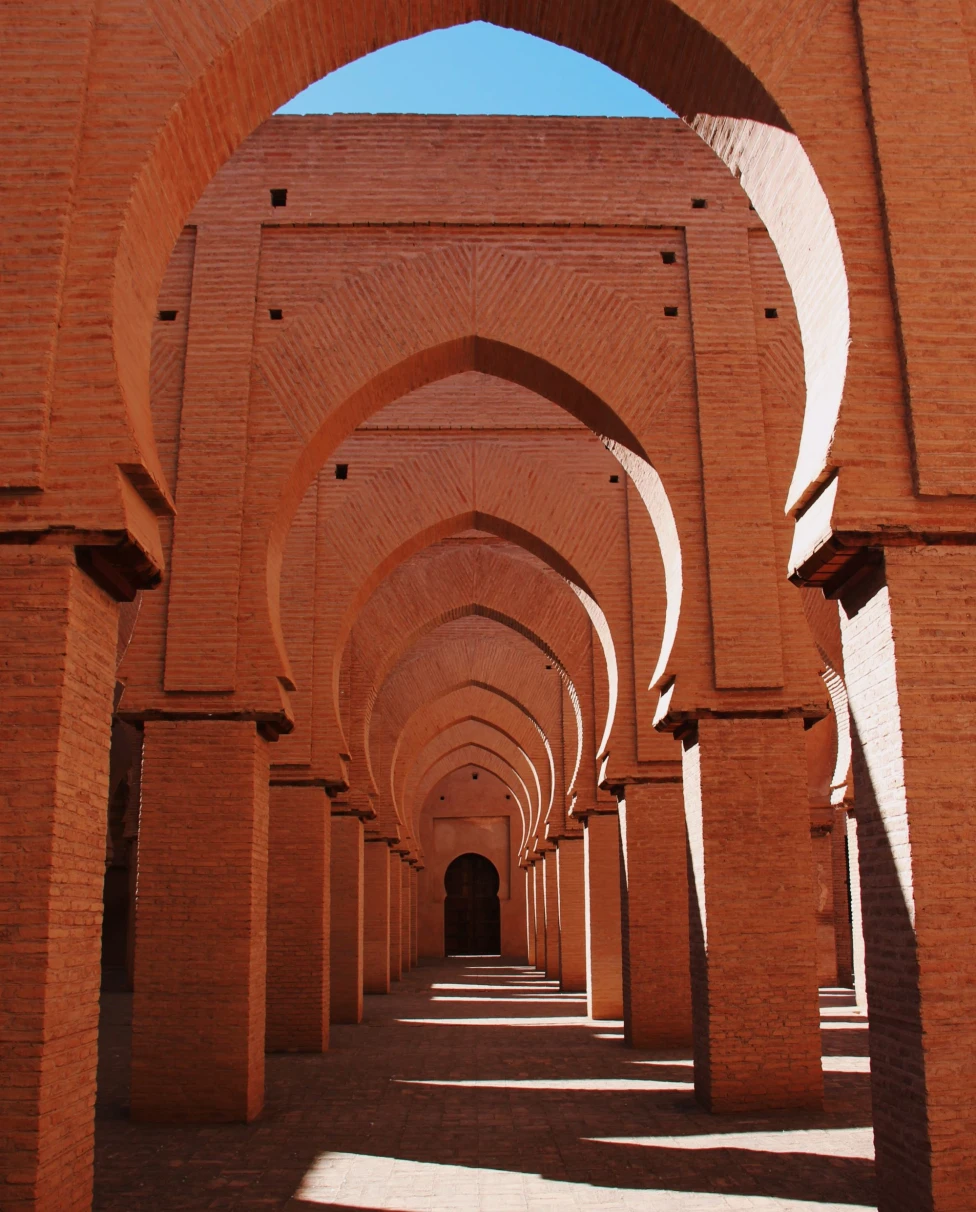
xmin=430 ymin=995 xmax=587 ymax=1004
xmin=395 ymin=1076 xmax=693 ymax=1091
xmin=294 ymin=1152 xmax=876 ymax=1210
xmin=823 ymin=1055 xmax=871 ymax=1072
xmin=396 ymin=1016 xmax=621 ymax=1027
xmin=585 ymin=1127 xmax=874 ymax=1160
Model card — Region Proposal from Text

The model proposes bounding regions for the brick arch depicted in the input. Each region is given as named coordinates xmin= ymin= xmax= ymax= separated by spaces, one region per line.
xmin=99 ymin=2 xmax=852 ymax=538
xmin=245 ymin=250 xmax=691 ymax=703
xmin=375 ymin=640 xmax=559 ymax=837
xmin=301 ymin=443 xmax=638 ymax=786
xmin=394 ymin=691 xmax=553 ymax=857
xmin=399 ymin=718 xmax=542 ymax=860
xmin=391 ymin=682 xmax=554 ymax=840
xmin=338 ymin=541 xmax=594 ymax=804
xmin=414 ymin=744 xmax=536 ymax=862
xmin=357 ymin=603 xmax=582 ymax=808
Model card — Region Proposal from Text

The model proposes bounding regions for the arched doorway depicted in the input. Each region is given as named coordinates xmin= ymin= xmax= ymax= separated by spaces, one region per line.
xmin=444 ymin=853 xmax=501 ymax=956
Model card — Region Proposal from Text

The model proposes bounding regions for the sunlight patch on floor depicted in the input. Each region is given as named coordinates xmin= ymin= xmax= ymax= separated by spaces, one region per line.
xmin=586 ymin=1127 xmax=874 ymax=1160
xmin=292 ymin=1151 xmax=876 ymax=1210
xmin=395 ymin=1076 xmax=693 ymax=1091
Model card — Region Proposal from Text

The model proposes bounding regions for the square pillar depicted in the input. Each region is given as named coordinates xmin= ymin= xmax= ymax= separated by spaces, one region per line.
xmin=533 ymin=862 xmax=546 ymax=971
xmin=683 ymin=717 xmax=822 ymax=1112
xmin=389 ymin=853 xmax=403 ymax=981
xmin=846 ymin=812 xmax=867 ymax=1011
xmin=584 ymin=813 xmax=624 ymax=1020
xmin=266 ymin=784 xmax=330 ymax=1051
xmin=542 ymin=852 xmax=560 ymax=981
xmin=524 ymin=866 xmax=536 ymax=966
xmin=400 ymin=859 xmax=411 ymax=973
xmin=329 ymin=813 xmax=363 ymax=1024
xmin=0 ymin=549 xmax=117 ymax=1212
xmin=619 ymin=781 xmax=692 ymax=1049
xmin=363 ymin=840 xmax=391 ymax=994
xmin=832 ymin=805 xmax=855 ymax=988
xmin=556 ymin=837 xmax=586 ymax=992
xmin=839 ymin=549 xmax=976 ymax=1212
xmin=132 ymin=720 xmax=270 ymax=1122
xmin=410 ymin=867 xmax=419 ymax=967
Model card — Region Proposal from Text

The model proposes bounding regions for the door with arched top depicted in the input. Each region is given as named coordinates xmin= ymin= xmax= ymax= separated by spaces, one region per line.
xmin=444 ymin=853 xmax=501 ymax=956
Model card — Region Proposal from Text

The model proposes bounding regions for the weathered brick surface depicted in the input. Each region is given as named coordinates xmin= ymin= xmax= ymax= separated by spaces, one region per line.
xmin=683 ymin=718 xmax=823 ymax=1112
xmin=584 ymin=814 xmax=624 ymax=1020
xmin=389 ymin=850 xmax=403 ymax=984
xmin=131 ymin=721 xmax=269 ymax=1122
xmin=266 ymin=784 xmax=330 ymax=1052
xmin=619 ymin=781 xmax=693 ymax=1049
xmin=0 ymin=549 xmax=116 ymax=1212
xmin=329 ymin=814 xmax=364 ymax=1024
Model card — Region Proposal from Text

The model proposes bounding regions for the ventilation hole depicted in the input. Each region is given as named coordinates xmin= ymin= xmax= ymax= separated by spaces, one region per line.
xmin=270 ymin=188 xmax=288 ymax=208
xmin=664 ymin=306 xmax=679 ymax=317
xmin=692 ymin=198 xmax=707 ymax=209
xmin=440 ymin=795 xmax=445 ymax=801
xmin=335 ymin=463 xmax=348 ymax=480
xmin=765 ymin=307 xmax=779 ymax=319
xmin=269 ymin=308 xmax=283 ymax=321
xmin=660 ymin=250 xmax=677 ymax=265
xmin=609 ymin=474 xmax=619 ymax=484
xmin=545 ymin=664 xmax=553 ymax=670
xmin=505 ymin=794 xmax=511 ymax=801
xmin=158 ymin=309 xmax=177 ymax=322
xmin=472 ymin=773 xmax=478 ymax=780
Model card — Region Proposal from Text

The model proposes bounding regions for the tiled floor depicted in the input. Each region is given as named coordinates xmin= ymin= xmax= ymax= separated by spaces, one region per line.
xmin=94 ymin=960 xmax=875 ymax=1210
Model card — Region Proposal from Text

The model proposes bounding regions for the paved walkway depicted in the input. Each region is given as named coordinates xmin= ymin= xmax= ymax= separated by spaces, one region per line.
xmin=94 ymin=960 xmax=875 ymax=1210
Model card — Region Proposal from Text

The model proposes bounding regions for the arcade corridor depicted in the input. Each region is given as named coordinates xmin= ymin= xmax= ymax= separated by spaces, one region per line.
xmin=94 ymin=961 xmax=874 ymax=1211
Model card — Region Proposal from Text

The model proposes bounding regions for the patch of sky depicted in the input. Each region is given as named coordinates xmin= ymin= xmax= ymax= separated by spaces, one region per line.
xmin=278 ymin=21 xmax=675 ymax=118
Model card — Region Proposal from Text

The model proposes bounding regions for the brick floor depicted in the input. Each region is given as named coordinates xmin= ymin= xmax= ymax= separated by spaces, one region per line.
xmin=94 ymin=960 xmax=875 ymax=1210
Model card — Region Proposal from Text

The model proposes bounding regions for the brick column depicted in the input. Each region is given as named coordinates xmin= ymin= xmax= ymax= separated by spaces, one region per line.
xmin=542 ymin=852 xmax=560 ymax=981
xmin=683 ymin=717 xmax=822 ymax=1112
xmin=533 ymin=862 xmax=547 ymax=971
xmin=266 ymin=784 xmax=330 ymax=1051
xmin=410 ymin=867 xmax=419 ymax=967
xmin=846 ymin=811 xmax=867 ymax=1010
xmin=363 ymin=840 xmax=390 ymax=994
xmin=400 ymin=859 xmax=411 ymax=973
xmin=329 ymin=813 xmax=364 ymax=1024
xmin=524 ymin=866 xmax=536 ymax=966
xmin=831 ymin=805 xmax=854 ymax=988
xmin=584 ymin=813 xmax=624 ymax=1019
xmin=389 ymin=854 xmax=403 ymax=981
xmin=556 ymin=837 xmax=586 ymax=992
xmin=132 ymin=720 xmax=269 ymax=1122
xmin=0 ymin=549 xmax=116 ymax=1212
xmin=619 ymin=781 xmax=692 ymax=1049
xmin=839 ymin=549 xmax=976 ymax=1212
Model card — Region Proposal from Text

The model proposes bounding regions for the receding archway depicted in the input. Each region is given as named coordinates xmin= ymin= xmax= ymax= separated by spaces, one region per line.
xmin=444 ymin=852 xmax=502 ymax=956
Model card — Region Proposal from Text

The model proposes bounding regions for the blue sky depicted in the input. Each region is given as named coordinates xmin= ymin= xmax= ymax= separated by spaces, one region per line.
xmin=278 ymin=21 xmax=674 ymax=117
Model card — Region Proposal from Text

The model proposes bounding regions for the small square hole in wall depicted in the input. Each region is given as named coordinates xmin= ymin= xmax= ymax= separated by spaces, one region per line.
xmin=440 ymin=795 xmax=445 ymax=801
xmin=660 ymin=250 xmax=677 ymax=265
xmin=692 ymin=197 xmax=708 ymax=209
xmin=158 ymin=309 xmax=177 ymax=322
xmin=335 ymin=463 xmax=348 ymax=480
xmin=664 ymin=305 xmax=679 ymax=317
xmin=609 ymin=474 xmax=619 ymax=483
xmin=545 ymin=664 xmax=553 ymax=670
xmin=270 ymin=188 xmax=287 ymax=208
xmin=765 ymin=307 xmax=779 ymax=319
xmin=269 ymin=308 xmax=283 ymax=321
xmin=505 ymin=794 xmax=511 ymax=800
xmin=472 ymin=773 xmax=478 ymax=780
